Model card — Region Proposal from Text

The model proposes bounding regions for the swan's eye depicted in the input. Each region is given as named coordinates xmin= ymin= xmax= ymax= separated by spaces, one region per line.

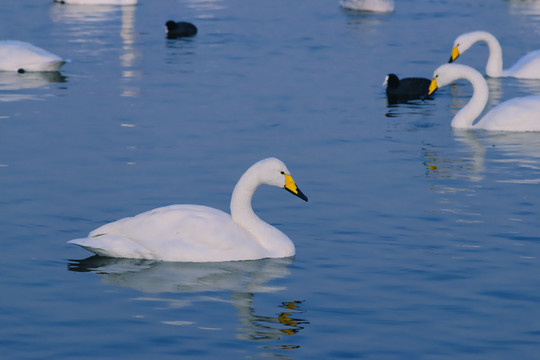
xmin=280 ymin=171 xmax=285 ymax=174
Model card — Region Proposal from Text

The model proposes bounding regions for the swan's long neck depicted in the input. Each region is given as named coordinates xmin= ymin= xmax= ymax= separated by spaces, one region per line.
xmin=479 ymin=32 xmax=504 ymax=77
xmin=230 ymin=169 xmax=261 ymax=229
xmin=230 ymin=166 xmax=294 ymax=256
xmin=451 ymin=66 xmax=489 ymax=129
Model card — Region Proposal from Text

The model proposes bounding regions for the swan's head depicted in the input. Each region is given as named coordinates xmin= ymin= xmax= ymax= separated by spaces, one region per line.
xmin=428 ymin=63 xmax=480 ymax=96
xmin=428 ymin=64 xmax=459 ymax=95
xmin=449 ymin=31 xmax=489 ymax=63
xmin=254 ymin=158 xmax=308 ymax=202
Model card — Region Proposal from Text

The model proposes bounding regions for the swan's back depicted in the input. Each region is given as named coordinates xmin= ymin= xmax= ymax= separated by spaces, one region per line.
xmin=477 ymin=95 xmax=540 ymax=131
xmin=69 ymin=205 xmax=268 ymax=262
xmin=339 ymin=0 xmax=394 ymax=12
xmin=503 ymin=50 xmax=540 ymax=79
xmin=0 ymin=41 xmax=65 ymax=72
xmin=54 ymin=0 xmax=138 ymax=4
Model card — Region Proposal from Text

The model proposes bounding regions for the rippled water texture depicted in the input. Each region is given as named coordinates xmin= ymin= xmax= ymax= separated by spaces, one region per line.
xmin=2 ymin=0 xmax=540 ymax=359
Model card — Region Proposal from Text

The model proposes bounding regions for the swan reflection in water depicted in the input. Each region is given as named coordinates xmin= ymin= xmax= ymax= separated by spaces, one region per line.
xmin=423 ymin=128 xmax=540 ymax=186
xmin=0 ymin=71 xmax=67 ymax=101
xmin=68 ymin=256 xmax=308 ymax=342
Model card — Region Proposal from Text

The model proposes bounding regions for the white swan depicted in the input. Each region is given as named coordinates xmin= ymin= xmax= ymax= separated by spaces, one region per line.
xmin=449 ymin=31 xmax=540 ymax=79
xmin=0 ymin=41 xmax=67 ymax=72
xmin=68 ymin=158 xmax=308 ymax=262
xmin=339 ymin=0 xmax=394 ymax=13
xmin=54 ymin=0 xmax=137 ymax=4
xmin=428 ymin=63 xmax=540 ymax=131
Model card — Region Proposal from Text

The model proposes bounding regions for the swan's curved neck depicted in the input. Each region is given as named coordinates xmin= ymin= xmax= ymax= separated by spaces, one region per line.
xmin=451 ymin=66 xmax=489 ymax=129
xmin=230 ymin=166 xmax=293 ymax=256
xmin=478 ymin=32 xmax=503 ymax=77
xmin=230 ymin=168 xmax=260 ymax=227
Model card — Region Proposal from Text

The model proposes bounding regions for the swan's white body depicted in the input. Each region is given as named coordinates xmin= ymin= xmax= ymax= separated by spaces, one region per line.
xmin=0 ymin=41 xmax=67 ymax=72
xmin=54 ymin=0 xmax=137 ymax=5
xmin=429 ymin=64 xmax=540 ymax=131
xmin=449 ymin=31 xmax=540 ymax=79
xmin=69 ymin=158 xmax=308 ymax=262
xmin=339 ymin=0 xmax=394 ymax=12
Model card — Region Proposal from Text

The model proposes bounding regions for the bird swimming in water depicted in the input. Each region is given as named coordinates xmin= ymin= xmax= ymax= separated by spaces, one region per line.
xmin=68 ymin=158 xmax=308 ymax=262
xmin=428 ymin=63 xmax=540 ymax=131
xmin=0 ymin=40 xmax=67 ymax=72
xmin=383 ymin=73 xmax=433 ymax=104
xmin=166 ymin=20 xmax=198 ymax=39
xmin=54 ymin=0 xmax=137 ymax=4
xmin=448 ymin=31 xmax=540 ymax=79
xmin=339 ymin=0 xmax=394 ymax=12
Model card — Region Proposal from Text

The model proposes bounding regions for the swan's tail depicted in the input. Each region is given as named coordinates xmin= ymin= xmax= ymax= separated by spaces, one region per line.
xmin=68 ymin=235 xmax=152 ymax=259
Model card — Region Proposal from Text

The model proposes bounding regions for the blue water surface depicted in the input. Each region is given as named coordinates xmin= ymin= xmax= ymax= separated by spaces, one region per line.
xmin=2 ymin=0 xmax=540 ymax=359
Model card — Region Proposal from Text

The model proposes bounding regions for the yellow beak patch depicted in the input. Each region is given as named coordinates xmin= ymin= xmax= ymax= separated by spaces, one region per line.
xmin=284 ymin=174 xmax=297 ymax=194
xmin=449 ymin=45 xmax=460 ymax=63
xmin=283 ymin=174 xmax=308 ymax=202
xmin=428 ymin=77 xmax=438 ymax=96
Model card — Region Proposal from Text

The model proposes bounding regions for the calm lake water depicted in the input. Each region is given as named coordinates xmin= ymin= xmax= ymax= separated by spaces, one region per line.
xmin=2 ymin=0 xmax=540 ymax=359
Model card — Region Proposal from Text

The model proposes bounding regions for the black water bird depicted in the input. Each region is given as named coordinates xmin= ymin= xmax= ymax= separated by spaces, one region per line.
xmin=384 ymin=73 xmax=433 ymax=104
xmin=166 ymin=20 xmax=198 ymax=39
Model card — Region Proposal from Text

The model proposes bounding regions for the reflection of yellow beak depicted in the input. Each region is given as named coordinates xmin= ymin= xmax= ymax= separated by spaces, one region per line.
xmin=428 ymin=77 xmax=438 ymax=96
xmin=449 ymin=45 xmax=460 ymax=63
xmin=284 ymin=174 xmax=308 ymax=202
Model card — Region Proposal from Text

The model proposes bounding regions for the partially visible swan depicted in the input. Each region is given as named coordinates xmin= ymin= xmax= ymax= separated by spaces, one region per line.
xmin=339 ymin=0 xmax=394 ymax=12
xmin=449 ymin=31 xmax=540 ymax=79
xmin=69 ymin=158 xmax=309 ymax=262
xmin=428 ymin=63 xmax=540 ymax=131
xmin=0 ymin=41 xmax=67 ymax=72
xmin=165 ymin=20 xmax=198 ymax=39
xmin=383 ymin=73 xmax=433 ymax=103
xmin=54 ymin=0 xmax=137 ymax=4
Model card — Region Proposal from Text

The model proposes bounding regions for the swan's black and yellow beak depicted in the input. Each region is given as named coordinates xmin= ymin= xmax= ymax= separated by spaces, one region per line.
xmin=428 ymin=77 xmax=438 ymax=96
xmin=284 ymin=174 xmax=308 ymax=202
xmin=448 ymin=45 xmax=460 ymax=63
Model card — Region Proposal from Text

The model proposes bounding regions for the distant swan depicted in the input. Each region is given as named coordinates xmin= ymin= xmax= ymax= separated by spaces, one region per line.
xmin=449 ymin=31 xmax=540 ymax=79
xmin=428 ymin=63 xmax=540 ymax=131
xmin=383 ymin=73 xmax=432 ymax=103
xmin=165 ymin=20 xmax=198 ymax=39
xmin=69 ymin=158 xmax=308 ymax=262
xmin=54 ymin=0 xmax=137 ymax=4
xmin=339 ymin=0 xmax=394 ymax=12
xmin=0 ymin=41 xmax=67 ymax=72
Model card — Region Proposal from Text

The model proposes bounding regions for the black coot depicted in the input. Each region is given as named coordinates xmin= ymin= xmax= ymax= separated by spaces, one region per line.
xmin=384 ymin=73 xmax=433 ymax=104
xmin=166 ymin=20 xmax=198 ymax=39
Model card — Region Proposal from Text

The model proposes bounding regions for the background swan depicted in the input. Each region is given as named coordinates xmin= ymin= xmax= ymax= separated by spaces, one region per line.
xmin=428 ymin=63 xmax=540 ymax=131
xmin=339 ymin=0 xmax=394 ymax=13
xmin=0 ymin=41 xmax=67 ymax=72
xmin=54 ymin=0 xmax=137 ymax=5
xmin=69 ymin=158 xmax=308 ymax=262
xmin=449 ymin=31 xmax=540 ymax=79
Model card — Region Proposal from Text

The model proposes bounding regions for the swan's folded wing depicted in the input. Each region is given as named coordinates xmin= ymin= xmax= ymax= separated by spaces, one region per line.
xmin=504 ymin=50 xmax=540 ymax=79
xmin=74 ymin=205 xmax=266 ymax=262
xmin=479 ymin=95 xmax=540 ymax=131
